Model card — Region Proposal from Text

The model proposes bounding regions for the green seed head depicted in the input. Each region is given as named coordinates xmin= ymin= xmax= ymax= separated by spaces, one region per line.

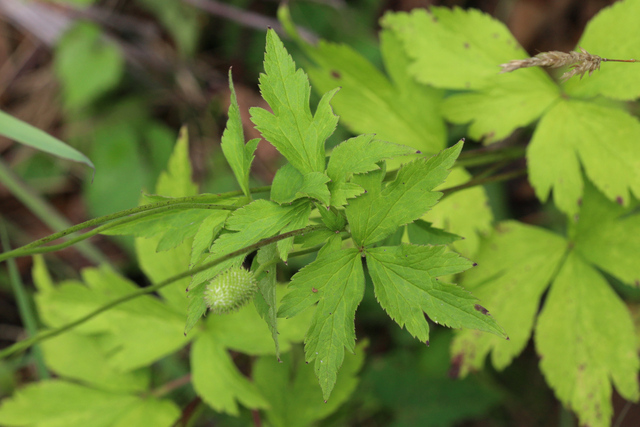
xmin=204 ymin=266 xmax=257 ymax=314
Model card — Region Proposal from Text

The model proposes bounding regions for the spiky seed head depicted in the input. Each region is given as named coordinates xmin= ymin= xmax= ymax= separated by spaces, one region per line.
xmin=204 ymin=266 xmax=257 ymax=314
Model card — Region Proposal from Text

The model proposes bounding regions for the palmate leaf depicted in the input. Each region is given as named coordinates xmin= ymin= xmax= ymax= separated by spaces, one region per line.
xmin=366 ymin=244 xmax=505 ymax=343
xmin=381 ymin=7 xmax=559 ymax=144
xmin=346 ymin=142 xmax=462 ymax=247
xmin=451 ymin=182 xmax=640 ymax=426
xmin=278 ymin=248 xmax=365 ymax=401
xmin=250 ymin=29 xmax=338 ymax=174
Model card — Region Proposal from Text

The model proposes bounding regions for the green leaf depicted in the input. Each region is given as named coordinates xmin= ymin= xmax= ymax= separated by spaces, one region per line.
xmin=35 ymin=265 xmax=188 ymax=372
xmin=450 ymin=221 xmax=567 ymax=376
xmin=406 ymin=220 xmax=463 ymax=246
xmin=111 ymin=398 xmax=181 ymax=427
xmin=191 ymin=210 xmax=230 ymax=265
xmin=368 ymin=333 xmax=502 ymax=427
xmin=250 ymin=29 xmax=338 ymax=174
xmin=254 ymin=244 xmax=280 ymax=357
xmin=85 ymin=123 xmax=146 ymax=216
xmin=574 ymin=180 xmax=640 ymax=287
xmin=423 ymin=167 xmax=493 ymax=257
xmin=563 ymin=0 xmax=640 ymax=100
xmin=190 ymin=200 xmax=310 ymax=287
xmin=276 ymin=202 xmax=312 ymax=262
xmin=0 ymin=380 xmax=178 ymax=427
xmin=381 ymin=7 xmax=530 ymax=89
xmin=155 ymin=126 xmax=198 ymax=198
xmin=326 ymin=134 xmax=416 ymax=183
xmin=271 ymin=164 xmax=331 ymax=206
xmin=54 ymin=22 xmax=124 ymax=109
xmin=527 ymin=99 xmax=640 ymax=215
xmin=253 ymin=342 xmax=366 ymax=427
xmin=366 ymin=244 xmax=504 ymax=343
xmin=0 ymin=380 xmax=138 ymax=427
xmin=40 ymin=331 xmax=150 ymax=393
xmin=278 ymin=248 xmax=365 ymax=401
xmin=298 ymin=24 xmax=446 ymax=153
xmin=0 ymin=110 xmax=94 ymax=170
xmin=382 ymin=8 xmax=559 ymax=144
xmin=347 ymin=142 xmax=462 ymax=247
xmin=536 ymin=251 xmax=639 ymax=427
xmin=134 ymin=127 xmax=201 ymax=310
xmin=191 ymin=328 xmax=269 ymax=415
xmin=441 ymin=74 xmax=558 ymax=143
xmin=222 ymin=70 xmax=259 ymax=198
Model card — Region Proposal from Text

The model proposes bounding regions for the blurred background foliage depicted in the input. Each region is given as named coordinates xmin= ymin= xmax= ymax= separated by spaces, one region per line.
xmin=0 ymin=0 xmax=637 ymax=426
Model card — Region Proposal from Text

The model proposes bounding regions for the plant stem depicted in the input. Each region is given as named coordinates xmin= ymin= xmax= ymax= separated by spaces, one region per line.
xmin=3 ymin=203 xmax=236 ymax=259
xmin=0 ymin=186 xmax=270 ymax=262
xmin=0 ymin=220 xmax=49 ymax=378
xmin=0 ymin=158 xmax=109 ymax=265
xmin=149 ymin=373 xmax=192 ymax=398
xmin=441 ymin=168 xmax=527 ymax=197
xmin=0 ymin=224 xmax=324 ymax=359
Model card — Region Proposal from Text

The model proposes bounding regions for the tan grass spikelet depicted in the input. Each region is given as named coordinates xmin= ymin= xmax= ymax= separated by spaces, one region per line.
xmin=500 ymin=47 xmax=638 ymax=81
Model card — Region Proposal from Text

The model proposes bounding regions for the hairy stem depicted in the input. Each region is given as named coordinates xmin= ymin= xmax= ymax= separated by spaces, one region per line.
xmin=0 ymin=186 xmax=270 ymax=262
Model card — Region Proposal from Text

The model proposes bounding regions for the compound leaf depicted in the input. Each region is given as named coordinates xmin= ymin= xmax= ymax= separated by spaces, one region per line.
xmin=536 ymin=252 xmax=639 ymax=427
xmin=250 ymin=29 xmax=338 ymax=174
xmin=366 ymin=244 xmax=504 ymax=343
xmin=278 ymin=248 xmax=364 ymax=401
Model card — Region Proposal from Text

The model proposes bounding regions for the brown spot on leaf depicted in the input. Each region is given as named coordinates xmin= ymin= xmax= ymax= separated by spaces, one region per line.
xmin=464 ymin=42 xmax=470 ymax=49
xmin=426 ymin=340 xmax=430 ymax=347
xmin=616 ymin=196 xmax=624 ymax=205
xmin=577 ymin=198 xmax=582 ymax=206
xmin=331 ymin=70 xmax=341 ymax=79
xmin=474 ymin=304 xmax=489 ymax=315
xmin=312 ymin=287 xmax=318 ymax=293
xmin=635 ymin=280 xmax=640 ymax=287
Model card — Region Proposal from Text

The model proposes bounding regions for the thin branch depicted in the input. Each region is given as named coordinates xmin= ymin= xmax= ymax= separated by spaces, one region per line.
xmin=441 ymin=168 xmax=527 ymax=197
